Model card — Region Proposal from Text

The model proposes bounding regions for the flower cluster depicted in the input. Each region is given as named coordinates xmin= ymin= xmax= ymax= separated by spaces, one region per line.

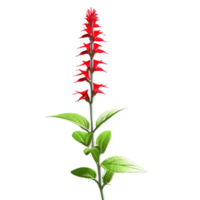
xmin=73 ymin=8 xmax=108 ymax=102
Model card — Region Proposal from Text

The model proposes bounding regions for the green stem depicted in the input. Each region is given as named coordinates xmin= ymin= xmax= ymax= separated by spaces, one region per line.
xmin=97 ymin=155 xmax=104 ymax=200
xmin=88 ymin=23 xmax=104 ymax=199
xmin=88 ymin=19 xmax=105 ymax=200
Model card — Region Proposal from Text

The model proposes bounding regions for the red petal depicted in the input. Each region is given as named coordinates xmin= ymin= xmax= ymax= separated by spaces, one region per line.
xmin=93 ymin=23 xmax=101 ymax=28
xmin=93 ymin=66 xmax=107 ymax=72
xmin=79 ymin=34 xmax=90 ymax=39
xmin=93 ymin=43 xmax=102 ymax=51
xmin=83 ymin=43 xmax=91 ymax=51
xmin=93 ymin=60 xmax=107 ymax=67
xmin=95 ymin=49 xmax=108 ymax=54
xmin=94 ymin=30 xmax=104 ymax=38
xmin=94 ymin=37 xmax=106 ymax=42
xmin=74 ymin=69 xmax=90 ymax=79
xmin=76 ymin=50 xmax=88 ymax=57
xmin=77 ymin=60 xmax=90 ymax=68
xmin=78 ymin=43 xmax=92 ymax=51
xmin=74 ymin=77 xmax=88 ymax=83
xmin=84 ymin=93 xmax=90 ymax=101
xmin=85 ymin=14 xmax=90 ymax=22
xmin=70 ymin=87 xmax=89 ymax=95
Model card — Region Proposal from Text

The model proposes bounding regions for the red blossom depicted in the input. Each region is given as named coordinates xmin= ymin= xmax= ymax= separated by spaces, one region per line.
xmin=93 ymin=81 xmax=111 ymax=96
xmin=70 ymin=87 xmax=90 ymax=103
xmin=74 ymin=8 xmax=108 ymax=102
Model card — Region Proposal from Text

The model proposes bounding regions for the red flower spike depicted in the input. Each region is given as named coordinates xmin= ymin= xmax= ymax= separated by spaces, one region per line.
xmin=86 ymin=11 xmax=100 ymax=28
xmin=75 ymin=8 xmax=108 ymax=102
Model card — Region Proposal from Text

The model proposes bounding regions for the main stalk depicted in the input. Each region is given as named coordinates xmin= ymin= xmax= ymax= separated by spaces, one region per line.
xmin=89 ymin=35 xmax=105 ymax=200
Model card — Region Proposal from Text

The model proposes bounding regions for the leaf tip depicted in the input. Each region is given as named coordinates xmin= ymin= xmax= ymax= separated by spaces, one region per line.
xmin=43 ymin=115 xmax=50 ymax=118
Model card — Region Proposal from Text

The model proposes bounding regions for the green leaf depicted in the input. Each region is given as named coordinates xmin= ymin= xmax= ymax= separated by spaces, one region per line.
xmin=96 ymin=130 xmax=111 ymax=154
xmin=95 ymin=108 xmax=126 ymax=130
xmin=47 ymin=113 xmax=89 ymax=131
xmin=85 ymin=132 xmax=93 ymax=146
xmin=90 ymin=146 xmax=100 ymax=163
xmin=101 ymin=156 xmax=147 ymax=173
xmin=72 ymin=131 xmax=93 ymax=147
xmin=102 ymin=170 xmax=115 ymax=184
xmin=71 ymin=167 xmax=96 ymax=179
xmin=81 ymin=146 xmax=100 ymax=163
xmin=83 ymin=148 xmax=93 ymax=155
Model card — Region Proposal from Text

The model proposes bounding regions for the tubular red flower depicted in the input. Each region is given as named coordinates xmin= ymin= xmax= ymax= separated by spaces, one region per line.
xmin=71 ymin=66 xmax=90 ymax=84
xmin=93 ymin=81 xmax=111 ymax=96
xmin=93 ymin=60 xmax=107 ymax=72
xmin=70 ymin=87 xmax=90 ymax=103
xmin=77 ymin=60 xmax=90 ymax=68
xmin=75 ymin=59 xmax=110 ymax=73
xmin=74 ymin=42 xmax=90 ymax=51
xmin=74 ymin=50 xmax=88 ymax=58
xmin=74 ymin=8 xmax=108 ymax=102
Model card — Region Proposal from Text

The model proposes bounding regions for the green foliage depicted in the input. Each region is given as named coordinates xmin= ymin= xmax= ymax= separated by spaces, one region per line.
xmin=95 ymin=129 xmax=113 ymax=155
xmin=81 ymin=146 xmax=100 ymax=163
xmin=48 ymin=106 xmax=146 ymax=198
xmin=69 ymin=166 xmax=97 ymax=180
xmin=70 ymin=130 xmax=93 ymax=147
xmin=94 ymin=106 xmax=130 ymax=132
xmin=101 ymin=155 xmax=149 ymax=174
xmin=103 ymin=170 xmax=116 ymax=185
xmin=43 ymin=112 xmax=90 ymax=132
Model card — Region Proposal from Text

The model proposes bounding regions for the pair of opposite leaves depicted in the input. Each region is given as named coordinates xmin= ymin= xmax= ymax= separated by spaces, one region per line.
xmin=48 ymin=108 xmax=125 ymax=154
xmin=49 ymin=108 xmax=126 ymax=132
xmin=70 ymin=129 xmax=113 ymax=160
